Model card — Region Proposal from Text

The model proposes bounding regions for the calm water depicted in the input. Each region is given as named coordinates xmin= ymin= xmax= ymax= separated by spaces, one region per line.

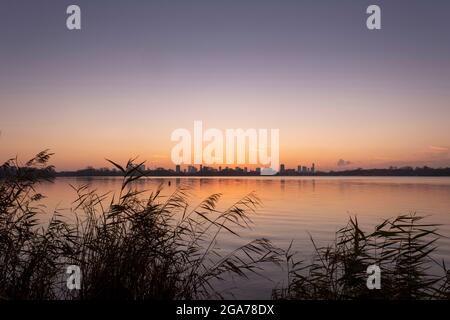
xmin=37 ymin=176 xmax=450 ymax=299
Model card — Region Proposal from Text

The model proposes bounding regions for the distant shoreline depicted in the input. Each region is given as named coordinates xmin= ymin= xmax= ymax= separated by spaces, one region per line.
xmin=3 ymin=166 xmax=450 ymax=179
xmin=55 ymin=167 xmax=450 ymax=178
xmin=53 ymin=175 xmax=450 ymax=178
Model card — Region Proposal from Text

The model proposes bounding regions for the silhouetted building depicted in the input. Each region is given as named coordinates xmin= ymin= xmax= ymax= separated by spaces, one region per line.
xmin=280 ymin=164 xmax=285 ymax=173
xmin=188 ymin=166 xmax=197 ymax=174
xmin=175 ymin=165 xmax=181 ymax=174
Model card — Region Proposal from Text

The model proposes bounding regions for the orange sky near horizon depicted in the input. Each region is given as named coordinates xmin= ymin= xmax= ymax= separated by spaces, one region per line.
xmin=1 ymin=86 xmax=449 ymax=171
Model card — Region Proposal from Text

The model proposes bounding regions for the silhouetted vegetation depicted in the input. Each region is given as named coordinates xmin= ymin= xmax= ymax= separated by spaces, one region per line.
xmin=0 ymin=150 xmax=56 ymax=179
xmin=273 ymin=215 xmax=450 ymax=300
xmin=0 ymin=151 xmax=280 ymax=300
xmin=317 ymin=166 xmax=450 ymax=177
xmin=55 ymin=165 xmax=450 ymax=177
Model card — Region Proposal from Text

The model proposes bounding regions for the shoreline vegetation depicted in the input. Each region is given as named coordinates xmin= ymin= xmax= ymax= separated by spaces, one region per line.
xmin=1 ymin=151 xmax=450 ymax=300
xmin=1 ymin=159 xmax=450 ymax=179
xmin=55 ymin=166 xmax=450 ymax=177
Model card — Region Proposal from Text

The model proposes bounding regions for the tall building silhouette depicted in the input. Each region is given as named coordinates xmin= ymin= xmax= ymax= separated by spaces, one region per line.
xmin=188 ymin=165 xmax=197 ymax=174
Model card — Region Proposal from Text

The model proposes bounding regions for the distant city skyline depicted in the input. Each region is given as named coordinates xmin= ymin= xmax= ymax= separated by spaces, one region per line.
xmin=48 ymin=162 xmax=450 ymax=178
xmin=56 ymin=161 xmax=450 ymax=174
xmin=1 ymin=1 xmax=450 ymax=171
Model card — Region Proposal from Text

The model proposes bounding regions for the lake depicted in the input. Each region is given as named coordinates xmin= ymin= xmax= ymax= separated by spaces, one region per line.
xmin=36 ymin=176 xmax=450 ymax=299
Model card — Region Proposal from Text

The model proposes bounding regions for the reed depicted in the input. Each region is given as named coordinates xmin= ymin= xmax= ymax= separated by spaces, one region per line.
xmin=273 ymin=215 xmax=450 ymax=299
xmin=0 ymin=151 xmax=280 ymax=300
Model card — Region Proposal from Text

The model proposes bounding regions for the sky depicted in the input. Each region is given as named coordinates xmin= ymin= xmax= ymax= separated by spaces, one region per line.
xmin=1 ymin=0 xmax=450 ymax=171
